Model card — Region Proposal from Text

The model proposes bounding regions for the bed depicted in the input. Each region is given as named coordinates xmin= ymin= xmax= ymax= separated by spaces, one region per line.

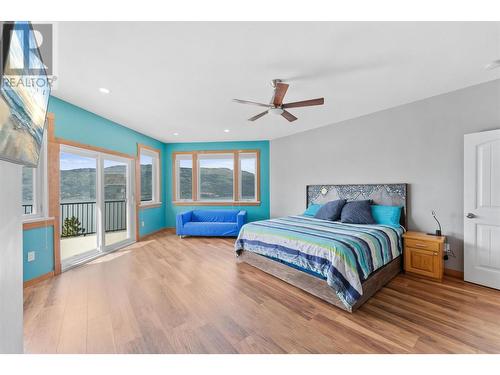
xmin=235 ymin=183 xmax=407 ymax=312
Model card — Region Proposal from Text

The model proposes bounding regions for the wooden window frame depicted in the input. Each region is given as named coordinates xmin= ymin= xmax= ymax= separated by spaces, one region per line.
xmin=137 ymin=144 xmax=162 ymax=208
xmin=22 ymin=133 xmax=48 ymax=222
xmin=173 ymin=149 xmax=260 ymax=206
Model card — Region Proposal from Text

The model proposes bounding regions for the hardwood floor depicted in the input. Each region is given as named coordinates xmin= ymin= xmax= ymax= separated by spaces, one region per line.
xmin=24 ymin=230 xmax=500 ymax=354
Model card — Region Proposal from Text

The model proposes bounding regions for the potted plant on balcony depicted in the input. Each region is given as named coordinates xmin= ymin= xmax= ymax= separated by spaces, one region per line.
xmin=62 ymin=216 xmax=86 ymax=237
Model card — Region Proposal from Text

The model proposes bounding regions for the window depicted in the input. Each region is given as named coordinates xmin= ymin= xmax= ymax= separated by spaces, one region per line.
xmin=22 ymin=167 xmax=34 ymax=214
xmin=173 ymin=150 xmax=260 ymax=205
xmin=140 ymin=153 xmax=153 ymax=202
xmin=198 ymin=153 xmax=234 ymax=201
xmin=138 ymin=145 xmax=161 ymax=206
xmin=239 ymin=153 xmax=257 ymax=201
xmin=175 ymin=154 xmax=193 ymax=200
xmin=22 ymin=135 xmax=48 ymax=219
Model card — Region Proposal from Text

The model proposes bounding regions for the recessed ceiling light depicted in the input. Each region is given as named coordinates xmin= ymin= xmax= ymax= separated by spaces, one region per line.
xmin=224 ymin=129 xmax=230 ymax=133
xmin=173 ymin=132 xmax=179 ymax=136
xmin=99 ymin=87 xmax=110 ymax=94
xmin=485 ymin=59 xmax=500 ymax=70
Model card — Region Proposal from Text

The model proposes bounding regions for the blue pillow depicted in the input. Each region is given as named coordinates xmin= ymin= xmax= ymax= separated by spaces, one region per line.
xmin=371 ymin=205 xmax=402 ymax=227
xmin=303 ymin=204 xmax=323 ymax=217
xmin=340 ymin=200 xmax=375 ymax=224
xmin=314 ymin=199 xmax=347 ymax=221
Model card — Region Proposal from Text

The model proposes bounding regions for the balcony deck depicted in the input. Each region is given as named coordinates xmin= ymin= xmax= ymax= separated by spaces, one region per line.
xmin=61 ymin=230 xmax=129 ymax=260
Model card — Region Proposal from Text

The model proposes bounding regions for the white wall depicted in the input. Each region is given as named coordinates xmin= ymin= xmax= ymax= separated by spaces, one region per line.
xmin=270 ymin=79 xmax=500 ymax=272
xmin=0 ymin=160 xmax=23 ymax=353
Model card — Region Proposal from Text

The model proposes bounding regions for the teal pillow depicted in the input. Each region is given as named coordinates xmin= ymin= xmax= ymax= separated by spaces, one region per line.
xmin=303 ymin=204 xmax=323 ymax=217
xmin=371 ymin=205 xmax=402 ymax=227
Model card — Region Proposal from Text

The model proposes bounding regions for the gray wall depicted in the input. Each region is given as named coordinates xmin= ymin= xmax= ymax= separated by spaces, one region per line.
xmin=270 ymin=79 xmax=500 ymax=271
xmin=0 ymin=160 xmax=23 ymax=353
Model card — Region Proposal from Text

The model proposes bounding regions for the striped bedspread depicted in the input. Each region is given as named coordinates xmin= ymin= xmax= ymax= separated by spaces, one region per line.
xmin=235 ymin=215 xmax=404 ymax=309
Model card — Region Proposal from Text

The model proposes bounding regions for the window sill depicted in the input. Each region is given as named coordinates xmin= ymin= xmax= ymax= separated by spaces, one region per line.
xmin=139 ymin=202 xmax=163 ymax=209
xmin=173 ymin=201 xmax=261 ymax=206
xmin=23 ymin=217 xmax=55 ymax=230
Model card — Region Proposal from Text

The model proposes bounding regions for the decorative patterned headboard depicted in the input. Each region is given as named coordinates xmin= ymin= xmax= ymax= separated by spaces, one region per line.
xmin=306 ymin=183 xmax=408 ymax=227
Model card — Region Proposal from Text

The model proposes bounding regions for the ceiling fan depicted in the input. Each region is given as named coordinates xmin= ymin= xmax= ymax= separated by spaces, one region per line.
xmin=233 ymin=79 xmax=324 ymax=123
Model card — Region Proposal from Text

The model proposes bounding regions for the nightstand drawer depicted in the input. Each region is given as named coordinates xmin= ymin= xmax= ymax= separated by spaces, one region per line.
xmin=405 ymin=238 xmax=440 ymax=251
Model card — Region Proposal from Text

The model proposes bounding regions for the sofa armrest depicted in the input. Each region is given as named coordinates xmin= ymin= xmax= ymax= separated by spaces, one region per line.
xmin=237 ymin=210 xmax=247 ymax=229
xmin=176 ymin=211 xmax=193 ymax=229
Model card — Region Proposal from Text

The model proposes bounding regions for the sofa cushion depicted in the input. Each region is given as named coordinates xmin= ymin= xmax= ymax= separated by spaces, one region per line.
xmin=191 ymin=209 xmax=239 ymax=223
xmin=183 ymin=222 xmax=239 ymax=236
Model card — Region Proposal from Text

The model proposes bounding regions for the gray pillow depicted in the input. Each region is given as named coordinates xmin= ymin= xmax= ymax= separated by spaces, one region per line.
xmin=340 ymin=200 xmax=375 ymax=224
xmin=314 ymin=199 xmax=347 ymax=221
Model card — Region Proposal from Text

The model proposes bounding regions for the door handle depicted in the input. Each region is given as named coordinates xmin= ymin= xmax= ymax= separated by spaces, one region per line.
xmin=466 ymin=213 xmax=476 ymax=219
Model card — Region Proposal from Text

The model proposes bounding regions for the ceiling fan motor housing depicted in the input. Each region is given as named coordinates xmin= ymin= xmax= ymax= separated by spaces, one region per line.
xmin=269 ymin=107 xmax=285 ymax=115
xmin=271 ymin=79 xmax=282 ymax=87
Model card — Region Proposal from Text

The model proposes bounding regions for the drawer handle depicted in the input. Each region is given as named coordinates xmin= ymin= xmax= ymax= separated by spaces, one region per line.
xmin=434 ymin=252 xmax=438 ymax=256
xmin=414 ymin=243 xmax=427 ymax=248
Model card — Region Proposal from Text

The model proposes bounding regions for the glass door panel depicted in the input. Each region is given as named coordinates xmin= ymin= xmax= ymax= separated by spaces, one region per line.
xmin=103 ymin=158 xmax=130 ymax=248
xmin=60 ymin=150 xmax=98 ymax=265
xmin=59 ymin=146 xmax=136 ymax=271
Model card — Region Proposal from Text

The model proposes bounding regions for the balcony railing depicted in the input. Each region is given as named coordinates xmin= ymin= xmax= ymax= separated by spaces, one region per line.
xmin=60 ymin=200 xmax=127 ymax=238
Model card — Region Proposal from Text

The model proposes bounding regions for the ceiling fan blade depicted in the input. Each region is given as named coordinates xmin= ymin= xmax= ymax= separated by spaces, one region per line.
xmin=233 ymin=99 xmax=270 ymax=108
xmin=248 ymin=110 xmax=269 ymax=121
xmin=272 ymin=83 xmax=289 ymax=106
xmin=282 ymin=98 xmax=324 ymax=109
xmin=281 ymin=110 xmax=297 ymax=122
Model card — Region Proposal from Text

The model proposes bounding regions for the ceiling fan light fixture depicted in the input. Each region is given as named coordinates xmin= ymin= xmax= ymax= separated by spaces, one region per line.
xmin=269 ymin=107 xmax=284 ymax=115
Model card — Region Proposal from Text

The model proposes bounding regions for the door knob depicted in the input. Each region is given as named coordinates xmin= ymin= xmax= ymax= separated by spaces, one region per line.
xmin=466 ymin=213 xmax=476 ymax=219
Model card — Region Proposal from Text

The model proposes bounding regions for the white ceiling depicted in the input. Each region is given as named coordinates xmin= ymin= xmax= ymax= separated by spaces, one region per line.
xmin=53 ymin=22 xmax=500 ymax=143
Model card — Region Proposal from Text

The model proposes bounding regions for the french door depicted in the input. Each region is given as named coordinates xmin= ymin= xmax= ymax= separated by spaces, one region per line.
xmin=60 ymin=145 xmax=136 ymax=271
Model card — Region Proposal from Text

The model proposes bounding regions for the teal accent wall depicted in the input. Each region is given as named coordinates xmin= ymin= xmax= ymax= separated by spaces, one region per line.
xmin=165 ymin=141 xmax=270 ymax=227
xmin=23 ymin=226 xmax=54 ymax=282
xmin=49 ymin=96 xmax=165 ymax=156
xmin=139 ymin=207 xmax=166 ymax=236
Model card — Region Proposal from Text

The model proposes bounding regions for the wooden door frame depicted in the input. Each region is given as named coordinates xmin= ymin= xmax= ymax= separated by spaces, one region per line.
xmin=47 ymin=113 xmax=62 ymax=274
xmin=47 ymin=114 xmax=136 ymax=275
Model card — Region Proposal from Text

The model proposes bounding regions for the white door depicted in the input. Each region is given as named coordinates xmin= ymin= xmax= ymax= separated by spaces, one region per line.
xmin=464 ymin=129 xmax=500 ymax=289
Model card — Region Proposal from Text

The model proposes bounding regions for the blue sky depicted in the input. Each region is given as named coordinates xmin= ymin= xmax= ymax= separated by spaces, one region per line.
xmin=61 ymin=152 xmax=255 ymax=173
xmin=60 ymin=152 xmax=124 ymax=170
xmin=140 ymin=154 xmax=153 ymax=166
xmin=185 ymin=156 xmax=255 ymax=172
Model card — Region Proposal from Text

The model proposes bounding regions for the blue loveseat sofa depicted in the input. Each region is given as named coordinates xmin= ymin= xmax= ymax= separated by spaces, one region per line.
xmin=176 ymin=209 xmax=247 ymax=237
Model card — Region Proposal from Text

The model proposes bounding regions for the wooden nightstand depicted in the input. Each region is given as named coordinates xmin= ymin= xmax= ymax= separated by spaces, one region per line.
xmin=403 ymin=231 xmax=446 ymax=281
